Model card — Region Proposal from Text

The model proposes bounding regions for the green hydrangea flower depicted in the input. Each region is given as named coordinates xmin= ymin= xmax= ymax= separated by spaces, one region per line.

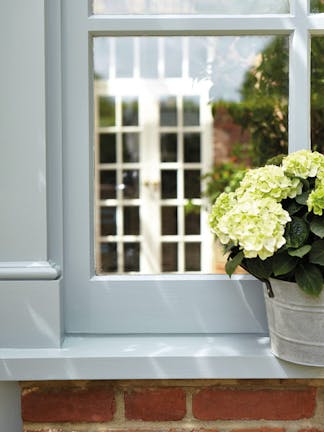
xmin=307 ymin=186 xmax=324 ymax=215
xmin=236 ymin=165 xmax=302 ymax=201
xmin=210 ymin=195 xmax=291 ymax=260
xmin=282 ymin=149 xmax=324 ymax=179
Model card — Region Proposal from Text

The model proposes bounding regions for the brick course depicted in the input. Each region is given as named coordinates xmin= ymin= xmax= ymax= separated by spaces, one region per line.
xmin=21 ymin=380 xmax=324 ymax=432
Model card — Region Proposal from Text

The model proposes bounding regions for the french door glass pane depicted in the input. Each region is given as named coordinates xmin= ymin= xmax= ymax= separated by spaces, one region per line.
xmin=94 ymin=35 xmax=288 ymax=275
xmin=93 ymin=0 xmax=289 ymax=15
xmin=311 ymin=37 xmax=324 ymax=152
xmin=310 ymin=0 xmax=324 ymax=13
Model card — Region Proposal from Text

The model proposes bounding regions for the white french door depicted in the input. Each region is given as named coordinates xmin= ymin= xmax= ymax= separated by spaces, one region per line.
xmin=95 ymin=75 xmax=213 ymax=274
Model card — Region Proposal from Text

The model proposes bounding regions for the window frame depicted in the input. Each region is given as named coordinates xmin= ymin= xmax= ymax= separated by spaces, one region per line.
xmin=62 ymin=0 xmax=323 ymax=334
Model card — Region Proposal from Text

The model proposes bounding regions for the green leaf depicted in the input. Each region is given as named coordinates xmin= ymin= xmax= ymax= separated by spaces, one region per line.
xmin=296 ymin=191 xmax=310 ymax=205
xmin=285 ymin=200 xmax=303 ymax=216
xmin=310 ymin=216 xmax=324 ymax=239
xmin=295 ymin=263 xmax=324 ymax=296
xmin=272 ymin=252 xmax=298 ymax=276
xmin=244 ymin=257 xmax=273 ymax=280
xmin=225 ymin=251 xmax=244 ymax=277
xmin=285 ymin=217 xmax=309 ymax=248
xmin=288 ymin=245 xmax=311 ymax=258
xmin=309 ymin=240 xmax=324 ymax=265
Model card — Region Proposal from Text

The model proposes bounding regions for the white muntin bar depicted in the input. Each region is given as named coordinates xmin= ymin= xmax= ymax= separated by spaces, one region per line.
xmin=88 ymin=15 xmax=294 ymax=35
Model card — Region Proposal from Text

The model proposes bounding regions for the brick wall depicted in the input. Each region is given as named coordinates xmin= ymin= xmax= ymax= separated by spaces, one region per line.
xmin=21 ymin=379 xmax=324 ymax=432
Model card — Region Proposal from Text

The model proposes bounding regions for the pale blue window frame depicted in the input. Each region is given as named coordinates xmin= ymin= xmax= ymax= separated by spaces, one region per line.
xmin=2 ymin=9 xmax=324 ymax=430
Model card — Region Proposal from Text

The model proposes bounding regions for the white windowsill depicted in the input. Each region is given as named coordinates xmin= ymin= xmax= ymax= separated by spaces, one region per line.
xmin=1 ymin=334 xmax=324 ymax=380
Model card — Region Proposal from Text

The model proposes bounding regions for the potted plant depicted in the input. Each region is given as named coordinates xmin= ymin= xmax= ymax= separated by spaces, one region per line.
xmin=209 ymin=149 xmax=324 ymax=366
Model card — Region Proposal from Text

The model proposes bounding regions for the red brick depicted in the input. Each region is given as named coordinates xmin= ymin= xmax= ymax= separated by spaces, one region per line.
xmin=21 ymin=387 xmax=115 ymax=422
xmin=192 ymin=388 xmax=316 ymax=420
xmin=231 ymin=429 xmax=285 ymax=432
xmin=125 ymin=388 xmax=186 ymax=421
xmin=298 ymin=430 xmax=324 ymax=432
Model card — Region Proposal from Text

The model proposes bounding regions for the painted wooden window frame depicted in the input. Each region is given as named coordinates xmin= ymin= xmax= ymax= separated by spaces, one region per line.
xmin=2 ymin=2 xmax=324 ymax=429
xmin=2 ymin=0 xmax=324 ymax=343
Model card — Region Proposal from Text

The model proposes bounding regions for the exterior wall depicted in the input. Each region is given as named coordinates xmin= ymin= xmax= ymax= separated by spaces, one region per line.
xmin=22 ymin=379 xmax=324 ymax=432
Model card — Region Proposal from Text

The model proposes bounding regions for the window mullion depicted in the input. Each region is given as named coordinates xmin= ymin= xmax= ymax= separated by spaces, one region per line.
xmin=289 ymin=0 xmax=311 ymax=151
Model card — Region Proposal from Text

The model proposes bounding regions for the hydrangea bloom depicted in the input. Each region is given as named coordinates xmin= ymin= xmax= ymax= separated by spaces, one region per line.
xmin=236 ymin=165 xmax=302 ymax=201
xmin=209 ymin=192 xmax=237 ymax=228
xmin=282 ymin=149 xmax=324 ymax=179
xmin=210 ymin=195 xmax=291 ymax=260
xmin=307 ymin=185 xmax=324 ymax=216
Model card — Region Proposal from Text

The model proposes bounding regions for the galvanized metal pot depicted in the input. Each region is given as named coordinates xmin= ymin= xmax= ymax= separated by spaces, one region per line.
xmin=264 ymin=278 xmax=324 ymax=366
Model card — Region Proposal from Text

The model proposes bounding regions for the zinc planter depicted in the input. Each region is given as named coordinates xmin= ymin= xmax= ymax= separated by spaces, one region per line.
xmin=264 ymin=278 xmax=324 ymax=366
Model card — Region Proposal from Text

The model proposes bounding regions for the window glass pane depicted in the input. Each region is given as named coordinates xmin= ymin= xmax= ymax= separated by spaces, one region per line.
xmin=122 ymin=97 xmax=138 ymax=126
xmin=162 ymin=243 xmax=178 ymax=272
xmin=161 ymin=134 xmax=177 ymax=162
xmin=185 ymin=243 xmax=201 ymax=271
xmin=140 ymin=38 xmax=158 ymax=78
xmin=123 ymin=133 xmax=140 ymax=163
xmin=183 ymin=96 xmax=199 ymax=126
xmin=116 ymin=38 xmax=133 ymax=77
xmin=123 ymin=170 xmax=139 ymax=198
xmin=94 ymin=35 xmax=288 ymax=275
xmin=124 ymin=243 xmax=140 ymax=272
xmin=185 ymin=211 xmax=200 ymax=235
xmin=184 ymin=170 xmax=200 ymax=198
xmin=99 ymin=96 xmax=115 ymax=127
xmin=184 ymin=133 xmax=201 ymax=162
xmin=160 ymin=97 xmax=177 ymax=126
xmin=311 ymin=37 xmax=324 ymax=152
xmin=93 ymin=0 xmax=289 ymax=14
xmin=161 ymin=170 xmax=177 ymax=199
xmin=162 ymin=207 xmax=178 ymax=235
xmin=165 ymin=38 xmax=182 ymax=77
xmin=100 ymin=134 xmax=116 ymax=163
xmin=310 ymin=0 xmax=324 ymax=13
xmin=100 ymin=171 xmax=116 ymax=199
xmin=100 ymin=207 xmax=116 ymax=235
xmin=124 ymin=206 xmax=140 ymax=235
xmin=100 ymin=243 xmax=117 ymax=273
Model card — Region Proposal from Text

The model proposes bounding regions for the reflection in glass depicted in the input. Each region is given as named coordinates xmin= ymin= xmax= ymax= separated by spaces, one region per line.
xmin=122 ymin=97 xmax=138 ymax=126
xmin=99 ymin=96 xmax=115 ymax=127
xmin=140 ymin=38 xmax=158 ymax=78
xmin=124 ymin=206 xmax=140 ymax=235
xmin=93 ymin=0 xmax=289 ymax=15
xmin=160 ymin=97 xmax=177 ymax=126
xmin=123 ymin=133 xmax=140 ymax=163
xmin=100 ymin=134 xmax=116 ymax=163
xmin=100 ymin=243 xmax=117 ymax=273
xmin=94 ymin=38 xmax=110 ymax=80
xmin=310 ymin=0 xmax=324 ymax=12
xmin=162 ymin=207 xmax=178 ymax=235
xmin=100 ymin=171 xmax=116 ymax=199
xmin=183 ymin=96 xmax=199 ymax=126
xmin=311 ymin=37 xmax=324 ymax=153
xmin=184 ymin=133 xmax=200 ymax=162
xmin=124 ymin=243 xmax=140 ymax=272
xmin=161 ymin=170 xmax=177 ymax=198
xmin=123 ymin=170 xmax=139 ymax=198
xmin=161 ymin=134 xmax=177 ymax=162
xmin=185 ymin=243 xmax=201 ymax=271
xmin=116 ymin=38 xmax=133 ymax=77
xmin=94 ymin=34 xmax=289 ymax=275
xmin=185 ymin=211 xmax=200 ymax=235
xmin=189 ymin=39 xmax=207 ymax=79
xmin=165 ymin=38 xmax=182 ymax=77
xmin=162 ymin=243 xmax=178 ymax=272
xmin=100 ymin=207 xmax=116 ymax=235
xmin=184 ymin=170 xmax=200 ymax=198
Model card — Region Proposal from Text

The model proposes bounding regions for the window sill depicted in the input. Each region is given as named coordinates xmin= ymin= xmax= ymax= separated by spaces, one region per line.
xmin=1 ymin=334 xmax=324 ymax=380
